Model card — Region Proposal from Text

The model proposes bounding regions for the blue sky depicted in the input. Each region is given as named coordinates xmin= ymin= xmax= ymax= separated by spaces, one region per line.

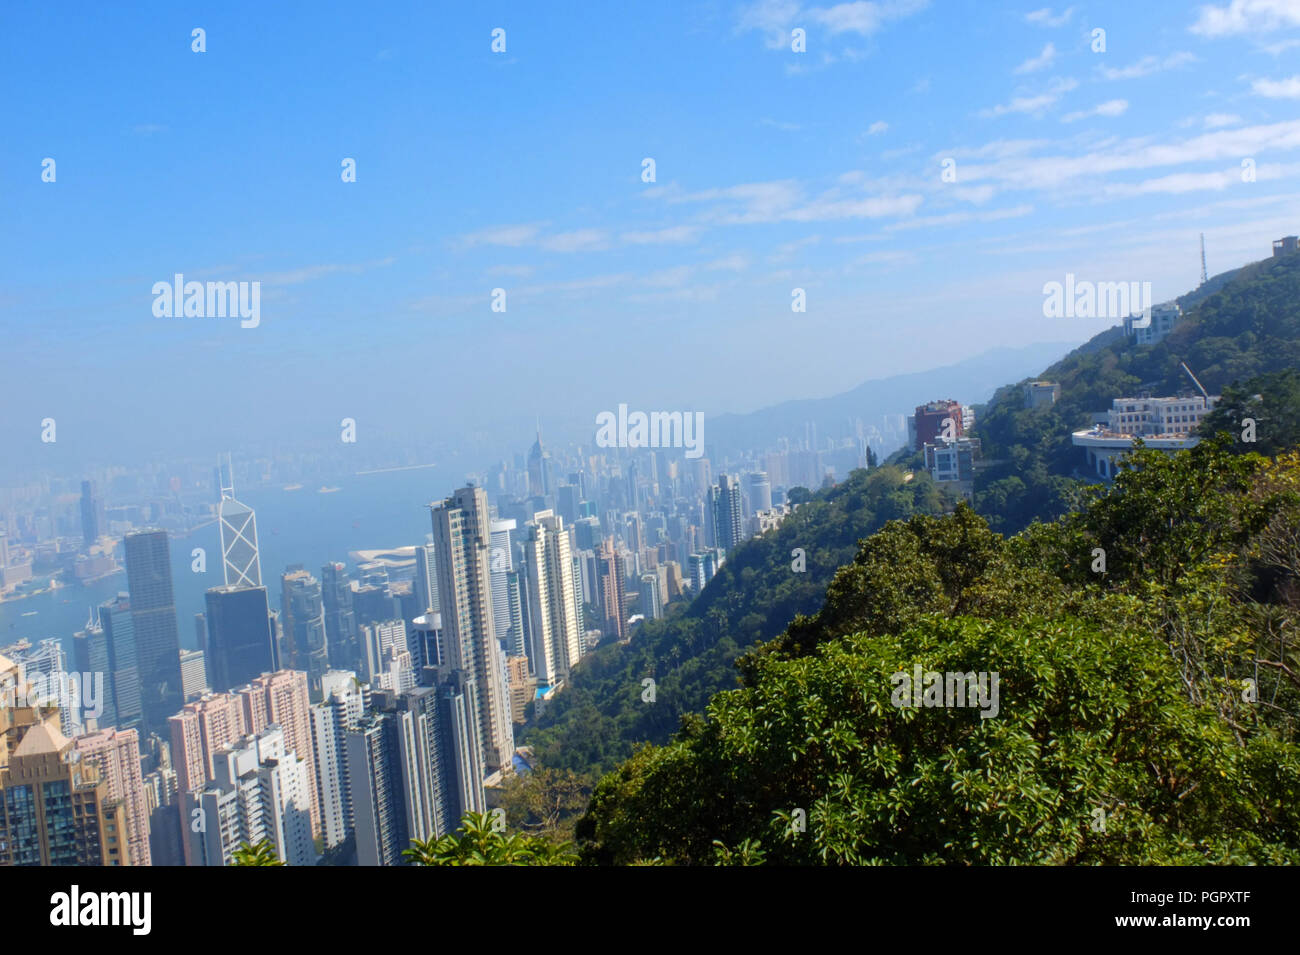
xmin=4 ymin=0 xmax=1300 ymax=468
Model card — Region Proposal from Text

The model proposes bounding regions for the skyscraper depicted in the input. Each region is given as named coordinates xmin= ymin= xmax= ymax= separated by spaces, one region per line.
xmin=98 ymin=594 xmax=143 ymax=731
xmin=124 ymin=530 xmax=184 ymax=735
xmin=413 ymin=542 xmax=440 ymax=616
xmin=281 ymin=568 xmax=329 ymax=695
xmin=489 ymin=518 xmax=520 ymax=657
xmin=522 ymin=511 xmax=583 ymax=685
xmin=218 ymin=496 xmax=262 ymax=589
xmin=709 ymin=474 xmax=745 ymax=556
xmin=429 ymin=486 xmax=514 ymax=775
xmin=205 ymin=585 xmax=277 ymax=692
xmin=321 ymin=562 xmax=361 ymax=673
xmin=310 ymin=670 xmax=368 ymax=849
xmin=527 ymin=428 xmax=553 ymax=499
xmin=79 ymin=480 xmax=102 ymax=552
xmin=597 ymin=538 xmax=628 ymax=642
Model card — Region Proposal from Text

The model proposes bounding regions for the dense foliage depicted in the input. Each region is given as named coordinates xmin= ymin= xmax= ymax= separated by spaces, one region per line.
xmin=404 ymin=811 xmax=578 ymax=866
xmin=577 ymin=444 xmax=1300 ymax=865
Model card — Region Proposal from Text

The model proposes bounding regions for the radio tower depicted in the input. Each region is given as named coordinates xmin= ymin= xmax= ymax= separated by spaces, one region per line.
xmin=1200 ymin=233 xmax=1209 ymax=286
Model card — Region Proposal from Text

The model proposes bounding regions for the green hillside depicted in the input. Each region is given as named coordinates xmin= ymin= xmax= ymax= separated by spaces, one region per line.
xmin=972 ymin=249 xmax=1300 ymax=532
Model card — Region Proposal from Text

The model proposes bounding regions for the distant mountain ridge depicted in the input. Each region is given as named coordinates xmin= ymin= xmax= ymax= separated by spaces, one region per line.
xmin=708 ymin=341 xmax=1080 ymax=458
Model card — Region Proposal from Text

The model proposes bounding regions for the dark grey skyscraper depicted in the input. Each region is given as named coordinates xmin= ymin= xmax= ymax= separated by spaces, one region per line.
xmin=322 ymin=562 xmax=361 ymax=673
xmin=124 ymin=530 xmax=184 ymax=734
xmin=79 ymin=480 xmax=102 ymax=552
xmin=282 ymin=567 xmax=329 ymax=695
xmin=205 ymin=585 xmax=277 ymax=692
xmin=709 ymin=474 xmax=745 ymax=555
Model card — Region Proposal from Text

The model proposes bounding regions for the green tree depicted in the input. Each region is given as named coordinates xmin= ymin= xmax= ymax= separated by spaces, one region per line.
xmin=231 ymin=839 xmax=286 ymax=866
xmin=404 ymin=811 xmax=578 ymax=866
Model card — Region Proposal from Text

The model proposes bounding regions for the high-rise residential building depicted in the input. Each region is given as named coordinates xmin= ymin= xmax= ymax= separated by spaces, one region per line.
xmin=79 ymin=480 xmax=102 ymax=552
xmin=321 ymin=562 xmax=361 ymax=674
xmin=169 ymin=692 xmax=247 ymax=794
xmin=310 ymin=670 xmax=368 ymax=849
xmin=912 ymin=399 xmax=964 ymax=450
xmin=0 ymin=700 xmax=133 ymax=866
xmin=184 ymin=725 xmax=317 ymax=867
xmin=504 ymin=569 xmax=528 ymax=658
xmin=281 ymin=568 xmax=329 ymax=695
xmin=505 ymin=655 xmax=534 ymax=724
xmin=639 ymin=573 xmax=662 ymax=621
xmin=124 ymin=530 xmax=184 ymax=735
xmin=346 ymin=710 xmax=407 ymax=867
xmin=73 ymin=727 xmax=151 ymax=866
xmin=746 ymin=472 xmax=773 ymax=513
xmin=413 ymin=543 xmax=440 ymax=616
xmin=522 ymin=511 xmax=583 ymax=686
xmin=709 ymin=474 xmax=745 ymax=556
xmin=143 ymin=753 xmax=183 ymax=866
xmin=204 ymin=585 xmax=276 ymax=692
xmin=433 ymin=669 xmax=487 ymax=826
xmin=689 ymin=549 xmax=722 ymax=594
xmin=237 ymin=670 xmax=320 ymax=838
xmin=360 ymin=619 xmax=410 ymax=687
xmin=429 ymin=486 xmax=514 ymax=775
xmin=179 ymin=648 xmax=208 ymax=701
xmin=597 ymin=538 xmax=628 ymax=642
xmin=489 ymin=518 xmax=520 ymax=655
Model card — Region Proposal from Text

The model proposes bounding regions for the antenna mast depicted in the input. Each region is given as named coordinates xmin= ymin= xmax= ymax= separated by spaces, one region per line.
xmin=1200 ymin=233 xmax=1208 ymax=286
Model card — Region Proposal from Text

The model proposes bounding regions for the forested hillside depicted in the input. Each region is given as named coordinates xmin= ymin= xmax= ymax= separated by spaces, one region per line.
xmin=972 ymin=250 xmax=1300 ymax=532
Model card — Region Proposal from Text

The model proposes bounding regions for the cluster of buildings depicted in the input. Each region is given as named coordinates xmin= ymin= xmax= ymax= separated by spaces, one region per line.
xmin=909 ymin=399 xmax=981 ymax=501
xmin=1 ymin=427 xmax=807 ymax=867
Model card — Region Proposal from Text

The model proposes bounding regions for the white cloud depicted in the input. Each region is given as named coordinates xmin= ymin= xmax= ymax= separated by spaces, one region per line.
xmin=737 ymin=0 xmax=929 ymax=49
xmin=1252 ymin=74 xmax=1300 ymax=98
xmin=760 ymin=117 xmax=802 ymax=130
xmin=867 ymin=120 xmax=889 ymax=135
xmin=1014 ymin=43 xmax=1057 ymax=75
xmin=619 ymin=225 xmax=703 ymax=244
xmin=1203 ymin=112 xmax=1243 ymax=128
xmin=1098 ymin=52 xmax=1196 ymax=80
xmin=538 ymin=229 xmax=610 ymax=253
xmin=980 ymin=77 xmax=1078 ymax=117
xmin=810 ymin=0 xmax=930 ymax=36
xmin=460 ymin=223 xmax=545 ymax=248
xmin=1025 ymin=6 xmax=1075 ymax=26
xmin=1190 ymin=0 xmax=1300 ymax=37
xmin=1061 ymin=99 xmax=1129 ymax=123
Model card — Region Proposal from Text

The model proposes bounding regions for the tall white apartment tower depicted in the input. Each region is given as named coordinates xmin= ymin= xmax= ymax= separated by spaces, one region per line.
xmin=429 ymin=486 xmax=514 ymax=775
xmin=522 ymin=510 xmax=583 ymax=686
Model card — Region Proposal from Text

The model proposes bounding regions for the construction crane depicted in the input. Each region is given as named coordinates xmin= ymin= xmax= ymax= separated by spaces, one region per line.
xmin=1200 ymin=233 xmax=1209 ymax=286
xmin=1181 ymin=362 xmax=1210 ymax=401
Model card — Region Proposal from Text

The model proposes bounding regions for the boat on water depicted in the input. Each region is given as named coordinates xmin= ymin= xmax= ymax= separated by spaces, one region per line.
xmin=283 ymin=483 xmax=304 ymax=491
xmin=319 ymin=486 xmax=342 ymax=494
xmin=21 ymin=611 xmax=37 ymax=617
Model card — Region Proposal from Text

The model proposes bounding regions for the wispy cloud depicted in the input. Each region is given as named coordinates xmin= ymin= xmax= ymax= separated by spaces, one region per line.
xmin=619 ymin=225 xmax=703 ymax=244
xmin=980 ymin=77 xmax=1077 ymax=117
xmin=1062 ymin=99 xmax=1129 ymax=122
xmin=460 ymin=223 xmax=545 ymax=248
xmin=866 ymin=120 xmax=889 ymax=135
xmin=1014 ymin=43 xmax=1057 ymax=75
xmin=539 ymin=229 xmax=610 ymax=253
xmin=1252 ymin=74 xmax=1300 ymax=98
xmin=256 ymin=258 xmax=395 ymax=286
xmin=1190 ymin=0 xmax=1300 ymax=37
xmin=737 ymin=0 xmax=930 ymax=50
xmin=1025 ymin=6 xmax=1074 ymax=27
xmin=1098 ymin=52 xmax=1196 ymax=80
